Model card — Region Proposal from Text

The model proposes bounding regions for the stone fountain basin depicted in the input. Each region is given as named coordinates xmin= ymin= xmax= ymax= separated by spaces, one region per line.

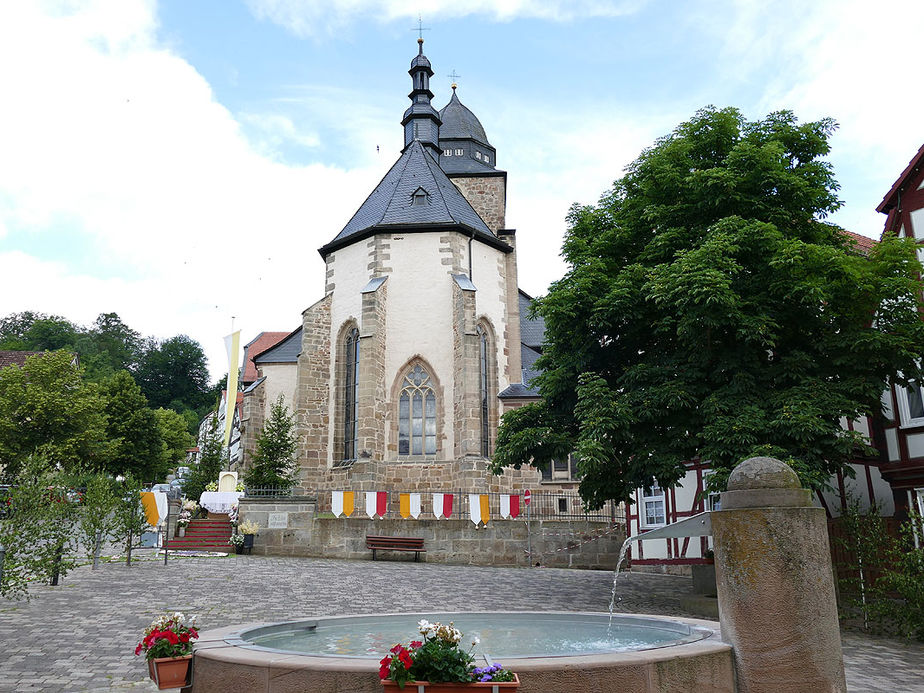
xmin=188 ymin=612 xmax=734 ymax=693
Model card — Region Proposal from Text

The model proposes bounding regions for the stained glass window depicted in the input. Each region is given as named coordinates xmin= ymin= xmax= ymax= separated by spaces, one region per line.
xmin=398 ymin=365 xmax=436 ymax=455
xmin=343 ymin=328 xmax=359 ymax=461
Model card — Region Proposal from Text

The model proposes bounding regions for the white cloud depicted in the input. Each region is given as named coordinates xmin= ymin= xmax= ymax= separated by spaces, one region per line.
xmin=245 ymin=0 xmax=647 ymax=38
xmin=0 ymin=0 xmax=387 ymax=379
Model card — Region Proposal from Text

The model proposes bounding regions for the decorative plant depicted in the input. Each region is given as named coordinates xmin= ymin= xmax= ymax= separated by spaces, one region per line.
xmin=205 ymin=481 xmax=218 ymax=492
xmin=182 ymin=499 xmax=199 ymax=513
xmin=238 ymin=519 xmax=259 ymax=535
xmin=228 ymin=533 xmax=245 ymax=547
xmin=135 ymin=612 xmax=199 ymax=661
xmin=235 ymin=481 xmax=246 ymax=492
xmin=228 ymin=503 xmax=239 ymax=526
xmin=379 ymin=620 xmax=515 ymax=688
xmin=176 ymin=509 xmax=191 ymax=528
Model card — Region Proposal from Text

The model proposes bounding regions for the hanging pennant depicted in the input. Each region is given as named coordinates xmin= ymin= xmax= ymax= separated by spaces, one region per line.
xmin=468 ymin=494 xmax=490 ymax=526
xmin=365 ymin=491 xmax=377 ymax=519
xmin=399 ymin=493 xmax=411 ymax=519
xmin=500 ymin=494 xmax=511 ymax=519
xmin=332 ymin=491 xmax=354 ymax=518
xmin=409 ymin=493 xmax=422 ymax=519
xmin=509 ymin=494 xmax=520 ymax=519
xmin=376 ymin=491 xmax=388 ymax=518
xmin=480 ymin=494 xmax=490 ymax=526
xmin=432 ymin=493 xmax=453 ymax=519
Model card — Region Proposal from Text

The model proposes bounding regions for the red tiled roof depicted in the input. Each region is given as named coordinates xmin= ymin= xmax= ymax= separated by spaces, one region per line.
xmin=242 ymin=331 xmax=289 ymax=384
xmin=877 ymin=143 xmax=924 ymax=215
xmin=0 ymin=350 xmax=43 ymax=369
xmin=840 ymin=230 xmax=877 ymax=256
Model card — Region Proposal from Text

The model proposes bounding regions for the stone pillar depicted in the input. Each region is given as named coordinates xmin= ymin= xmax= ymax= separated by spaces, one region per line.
xmin=711 ymin=457 xmax=846 ymax=693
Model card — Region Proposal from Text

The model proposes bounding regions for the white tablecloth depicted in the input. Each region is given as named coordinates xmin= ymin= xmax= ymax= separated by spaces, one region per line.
xmin=199 ymin=491 xmax=243 ymax=514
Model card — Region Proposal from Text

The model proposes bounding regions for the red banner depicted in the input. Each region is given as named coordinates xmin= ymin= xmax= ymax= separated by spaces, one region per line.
xmin=443 ymin=493 xmax=453 ymax=519
xmin=510 ymin=494 xmax=520 ymax=519
xmin=376 ymin=491 xmax=388 ymax=518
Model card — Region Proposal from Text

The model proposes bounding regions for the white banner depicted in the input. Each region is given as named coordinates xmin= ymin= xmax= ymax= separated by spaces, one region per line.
xmin=433 ymin=493 xmax=444 ymax=519
xmin=365 ymin=491 xmax=377 ymax=519
xmin=469 ymin=494 xmax=480 ymax=525
xmin=500 ymin=494 xmax=511 ymax=519
xmin=409 ymin=493 xmax=421 ymax=519
xmin=332 ymin=490 xmax=344 ymax=518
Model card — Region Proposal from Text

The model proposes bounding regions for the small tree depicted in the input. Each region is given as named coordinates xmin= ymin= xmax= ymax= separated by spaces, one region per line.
xmin=243 ymin=395 xmax=298 ymax=490
xmin=112 ymin=475 xmax=150 ymax=566
xmin=78 ymin=473 xmax=117 ymax=570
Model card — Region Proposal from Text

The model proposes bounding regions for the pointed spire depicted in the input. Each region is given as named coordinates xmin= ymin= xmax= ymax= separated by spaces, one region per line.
xmin=401 ymin=38 xmax=441 ymax=156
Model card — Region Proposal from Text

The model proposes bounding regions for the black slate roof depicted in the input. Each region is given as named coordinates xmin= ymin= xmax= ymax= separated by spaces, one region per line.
xmin=440 ymin=154 xmax=499 ymax=176
xmin=320 ymin=140 xmax=500 ymax=257
xmin=439 ymin=90 xmax=490 ymax=144
xmin=253 ymin=327 xmax=302 ymax=364
xmin=518 ymin=289 xmax=545 ymax=350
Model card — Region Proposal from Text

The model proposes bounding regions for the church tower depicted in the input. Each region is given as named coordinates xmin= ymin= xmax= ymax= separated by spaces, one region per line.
xmin=251 ymin=40 xmax=535 ymax=494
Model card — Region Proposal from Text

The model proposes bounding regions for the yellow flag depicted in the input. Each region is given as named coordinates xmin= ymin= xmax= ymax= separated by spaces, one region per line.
xmin=140 ymin=492 xmax=159 ymax=527
xmin=399 ymin=493 xmax=411 ymax=519
xmin=343 ymin=491 xmax=355 ymax=518
xmin=479 ymin=494 xmax=490 ymax=526
xmin=222 ymin=330 xmax=241 ymax=448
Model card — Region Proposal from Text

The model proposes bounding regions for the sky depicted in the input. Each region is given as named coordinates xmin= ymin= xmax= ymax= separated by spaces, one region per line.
xmin=1 ymin=0 xmax=921 ymax=381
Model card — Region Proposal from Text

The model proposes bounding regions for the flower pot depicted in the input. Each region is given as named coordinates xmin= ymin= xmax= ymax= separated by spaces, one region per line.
xmin=234 ymin=543 xmax=244 ymax=555
xmin=148 ymin=654 xmax=192 ymax=690
xmin=176 ymin=526 xmax=186 ymax=538
xmin=242 ymin=533 xmax=254 ymax=554
xmin=382 ymin=675 xmax=519 ymax=692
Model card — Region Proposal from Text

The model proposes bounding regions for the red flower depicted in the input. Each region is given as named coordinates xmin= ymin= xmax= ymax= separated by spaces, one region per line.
xmin=399 ymin=650 xmax=413 ymax=669
xmin=390 ymin=644 xmax=402 ymax=654
xmin=179 ymin=633 xmax=190 ymax=643
xmin=134 ymin=644 xmax=143 ymax=656
xmin=164 ymin=631 xmax=179 ymax=645
xmin=410 ymin=641 xmax=422 ymax=649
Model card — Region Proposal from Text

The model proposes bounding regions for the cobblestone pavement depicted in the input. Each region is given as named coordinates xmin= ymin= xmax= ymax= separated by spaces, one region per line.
xmin=0 ymin=553 xmax=921 ymax=692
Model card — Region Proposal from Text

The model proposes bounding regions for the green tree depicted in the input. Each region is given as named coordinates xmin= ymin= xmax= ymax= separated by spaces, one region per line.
xmin=136 ymin=335 xmax=211 ymax=412
xmin=492 ymin=107 xmax=924 ymax=508
xmin=77 ymin=473 xmax=117 ymax=570
xmin=243 ymin=395 xmax=298 ymax=490
xmin=154 ymin=408 xmax=195 ymax=472
xmin=102 ymin=371 xmax=164 ymax=481
xmin=77 ymin=312 xmax=142 ymax=381
xmin=183 ymin=415 xmax=223 ymax=501
xmin=0 ymin=351 xmax=112 ymax=476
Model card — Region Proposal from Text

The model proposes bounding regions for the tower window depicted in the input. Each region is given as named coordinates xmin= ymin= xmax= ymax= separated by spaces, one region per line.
xmin=443 ymin=149 xmax=452 ymax=156
xmin=483 ymin=154 xmax=490 ymax=164
xmin=475 ymin=151 xmax=482 ymax=160
xmin=454 ymin=148 xmax=463 ymax=156
xmin=398 ymin=365 xmax=437 ymax=455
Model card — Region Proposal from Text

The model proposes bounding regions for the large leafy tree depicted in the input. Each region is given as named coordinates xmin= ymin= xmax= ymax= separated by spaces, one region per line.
xmin=154 ymin=407 xmax=195 ymax=471
xmin=492 ymin=107 xmax=924 ymax=508
xmin=0 ymin=351 xmax=112 ymax=476
xmin=101 ymin=371 xmax=164 ymax=480
xmin=136 ymin=335 xmax=212 ymax=415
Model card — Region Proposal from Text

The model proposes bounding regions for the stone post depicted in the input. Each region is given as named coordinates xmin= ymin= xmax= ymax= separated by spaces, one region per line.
xmin=711 ymin=457 xmax=846 ymax=692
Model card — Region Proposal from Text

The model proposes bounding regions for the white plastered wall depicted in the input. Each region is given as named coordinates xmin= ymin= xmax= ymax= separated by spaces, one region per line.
xmin=471 ymin=239 xmax=513 ymax=408
xmin=260 ymin=363 xmax=298 ymax=417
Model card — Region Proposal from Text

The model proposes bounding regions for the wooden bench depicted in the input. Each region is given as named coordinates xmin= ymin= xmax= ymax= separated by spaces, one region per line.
xmin=366 ymin=535 xmax=426 ymax=562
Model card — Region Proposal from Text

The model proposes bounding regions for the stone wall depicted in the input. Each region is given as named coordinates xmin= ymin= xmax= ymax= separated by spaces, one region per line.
xmin=239 ymin=496 xmax=624 ymax=569
xmin=451 ymin=174 xmax=506 ymax=233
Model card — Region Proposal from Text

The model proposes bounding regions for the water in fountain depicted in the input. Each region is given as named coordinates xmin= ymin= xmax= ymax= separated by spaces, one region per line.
xmin=607 ymin=538 xmax=633 ymax=626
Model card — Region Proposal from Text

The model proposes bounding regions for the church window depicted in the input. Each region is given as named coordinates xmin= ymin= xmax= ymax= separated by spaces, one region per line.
xmin=478 ymin=325 xmax=490 ymax=457
xmin=398 ymin=365 xmax=437 ymax=455
xmin=343 ymin=327 xmax=360 ymax=461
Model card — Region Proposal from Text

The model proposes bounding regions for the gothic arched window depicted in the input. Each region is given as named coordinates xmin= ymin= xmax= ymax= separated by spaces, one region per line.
xmin=398 ymin=365 xmax=437 ymax=455
xmin=343 ymin=327 xmax=360 ymax=461
xmin=477 ymin=325 xmax=490 ymax=457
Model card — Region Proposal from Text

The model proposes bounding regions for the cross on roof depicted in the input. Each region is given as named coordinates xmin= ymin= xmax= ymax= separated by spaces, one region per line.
xmin=448 ymin=69 xmax=461 ymax=87
xmin=412 ymin=15 xmax=430 ymax=40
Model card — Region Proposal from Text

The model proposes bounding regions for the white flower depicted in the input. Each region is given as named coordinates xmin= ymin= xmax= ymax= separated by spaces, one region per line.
xmin=472 ymin=636 xmax=480 ymax=645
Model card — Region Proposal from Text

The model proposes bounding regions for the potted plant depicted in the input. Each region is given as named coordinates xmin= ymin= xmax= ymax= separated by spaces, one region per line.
xmin=238 ymin=519 xmax=259 ymax=554
xmin=135 ymin=612 xmax=199 ymax=690
xmin=228 ymin=533 xmax=245 ymax=554
xmin=380 ymin=620 xmax=519 ymax=691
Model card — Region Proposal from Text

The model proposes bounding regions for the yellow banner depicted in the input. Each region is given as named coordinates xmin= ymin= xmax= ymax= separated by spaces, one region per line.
xmin=343 ymin=491 xmax=354 ymax=518
xmin=399 ymin=493 xmax=411 ymax=519
xmin=479 ymin=494 xmax=490 ymax=526
xmin=222 ymin=330 xmax=241 ymax=448
xmin=140 ymin=491 xmax=159 ymax=527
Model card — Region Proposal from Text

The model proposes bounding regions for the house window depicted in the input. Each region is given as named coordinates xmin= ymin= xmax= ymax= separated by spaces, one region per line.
xmin=897 ymin=380 xmax=924 ymax=427
xmin=343 ymin=328 xmax=360 ymax=462
xmin=703 ymin=471 xmax=721 ymax=512
xmin=478 ymin=325 xmax=490 ymax=457
xmin=398 ymin=365 xmax=437 ymax=455
xmin=641 ymin=483 xmax=666 ymax=528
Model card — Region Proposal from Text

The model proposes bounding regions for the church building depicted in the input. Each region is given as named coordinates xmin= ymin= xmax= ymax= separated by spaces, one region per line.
xmin=240 ymin=39 xmax=544 ymax=494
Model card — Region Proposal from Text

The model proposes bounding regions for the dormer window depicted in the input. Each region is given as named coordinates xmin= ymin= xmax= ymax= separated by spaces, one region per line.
xmin=411 ymin=187 xmax=430 ymax=206
xmin=454 ymin=148 xmax=463 ymax=156
xmin=483 ymin=154 xmax=490 ymax=164
xmin=443 ymin=149 xmax=452 ymax=156
xmin=475 ymin=151 xmax=482 ymax=160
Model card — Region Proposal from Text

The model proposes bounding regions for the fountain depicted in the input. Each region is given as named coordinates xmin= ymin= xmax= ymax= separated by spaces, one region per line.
xmin=186 ymin=457 xmax=846 ymax=692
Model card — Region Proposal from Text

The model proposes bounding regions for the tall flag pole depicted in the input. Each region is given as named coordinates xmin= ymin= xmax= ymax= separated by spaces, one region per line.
xmin=222 ymin=325 xmax=241 ymax=450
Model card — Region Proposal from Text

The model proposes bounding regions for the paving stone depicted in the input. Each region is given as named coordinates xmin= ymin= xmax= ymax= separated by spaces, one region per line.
xmin=0 ymin=553 xmax=920 ymax=691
